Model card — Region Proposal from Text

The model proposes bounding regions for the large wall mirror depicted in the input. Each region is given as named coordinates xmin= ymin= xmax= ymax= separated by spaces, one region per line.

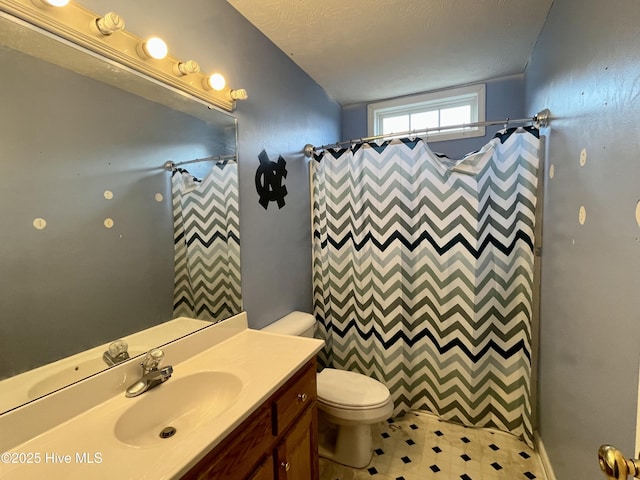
xmin=0 ymin=11 xmax=241 ymax=414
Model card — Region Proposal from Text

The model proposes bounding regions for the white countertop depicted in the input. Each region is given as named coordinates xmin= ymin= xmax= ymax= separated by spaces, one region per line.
xmin=0 ymin=316 xmax=324 ymax=479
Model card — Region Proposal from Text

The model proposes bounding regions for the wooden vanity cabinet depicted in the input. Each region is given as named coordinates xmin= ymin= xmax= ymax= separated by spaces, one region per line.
xmin=248 ymin=455 xmax=274 ymax=480
xmin=181 ymin=359 xmax=318 ymax=480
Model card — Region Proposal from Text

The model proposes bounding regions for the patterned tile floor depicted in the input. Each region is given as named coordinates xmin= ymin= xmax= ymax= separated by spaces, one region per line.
xmin=319 ymin=411 xmax=545 ymax=480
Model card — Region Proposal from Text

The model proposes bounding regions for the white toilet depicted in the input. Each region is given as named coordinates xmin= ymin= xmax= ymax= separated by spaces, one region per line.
xmin=262 ymin=311 xmax=394 ymax=468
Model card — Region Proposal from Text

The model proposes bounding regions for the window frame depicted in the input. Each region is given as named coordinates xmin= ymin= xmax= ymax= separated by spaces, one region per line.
xmin=367 ymin=84 xmax=486 ymax=142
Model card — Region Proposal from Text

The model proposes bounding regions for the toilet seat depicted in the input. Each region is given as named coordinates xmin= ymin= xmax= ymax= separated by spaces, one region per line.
xmin=317 ymin=368 xmax=391 ymax=410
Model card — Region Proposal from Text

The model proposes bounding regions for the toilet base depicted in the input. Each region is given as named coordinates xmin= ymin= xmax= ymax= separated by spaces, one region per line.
xmin=318 ymin=411 xmax=374 ymax=469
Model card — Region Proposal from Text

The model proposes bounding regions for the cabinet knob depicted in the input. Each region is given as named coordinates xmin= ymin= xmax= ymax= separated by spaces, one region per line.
xmin=297 ymin=393 xmax=308 ymax=402
xmin=280 ymin=461 xmax=291 ymax=471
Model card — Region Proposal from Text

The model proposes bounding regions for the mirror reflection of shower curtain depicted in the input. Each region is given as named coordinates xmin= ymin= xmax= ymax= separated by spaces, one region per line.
xmin=311 ymin=128 xmax=540 ymax=446
xmin=172 ymin=163 xmax=241 ymax=322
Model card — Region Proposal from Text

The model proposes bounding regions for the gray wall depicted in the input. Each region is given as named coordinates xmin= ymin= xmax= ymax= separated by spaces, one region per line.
xmin=525 ymin=0 xmax=640 ymax=477
xmin=79 ymin=0 xmax=342 ymax=329
xmin=341 ymin=75 xmax=525 ymax=159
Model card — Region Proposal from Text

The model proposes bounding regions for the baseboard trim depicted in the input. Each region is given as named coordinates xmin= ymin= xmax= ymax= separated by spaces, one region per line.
xmin=535 ymin=432 xmax=557 ymax=480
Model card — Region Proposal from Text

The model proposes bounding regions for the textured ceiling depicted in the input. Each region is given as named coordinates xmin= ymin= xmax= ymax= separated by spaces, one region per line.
xmin=226 ymin=0 xmax=553 ymax=105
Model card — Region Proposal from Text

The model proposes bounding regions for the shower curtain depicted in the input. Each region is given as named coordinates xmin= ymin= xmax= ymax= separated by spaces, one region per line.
xmin=172 ymin=162 xmax=241 ymax=322
xmin=311 ymin=127 xmax=540 ymax=446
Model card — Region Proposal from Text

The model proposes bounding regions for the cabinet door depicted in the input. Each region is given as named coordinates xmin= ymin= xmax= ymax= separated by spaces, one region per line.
xmin=249 ymin=455 xmax=275 ymax=480
xmin=180 ymin=402 xmax=273 ymax=480
xmin=275 ymin=406 xmax=318 ymax=480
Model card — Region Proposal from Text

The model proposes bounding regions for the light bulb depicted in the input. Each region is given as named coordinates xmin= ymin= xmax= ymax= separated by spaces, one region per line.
xmin=141 ymin=37 xmax=168 ymax=60
xmin=229 ymin=89 xmax=248 ymax=101
xmin=205 ymin=73 xmax=226 ymax=91
xmin=174 ymin=60 xmax=200 ymax=76
xmin=32 ymin=0 xmax=69 ymax=7
xmin=95 ymin=12 xmax=125 ymax=36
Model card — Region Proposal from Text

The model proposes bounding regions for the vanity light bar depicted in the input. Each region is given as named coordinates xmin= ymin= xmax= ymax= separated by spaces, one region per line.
xmin=0 ymin=0 xmax=246 ymax=111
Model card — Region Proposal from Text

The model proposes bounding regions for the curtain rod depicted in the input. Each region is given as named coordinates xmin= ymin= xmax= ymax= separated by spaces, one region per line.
xmin=303 ymin=108 xmax=551 ymax=158
xmin=163 ymin=153 xmax=237 ymax=172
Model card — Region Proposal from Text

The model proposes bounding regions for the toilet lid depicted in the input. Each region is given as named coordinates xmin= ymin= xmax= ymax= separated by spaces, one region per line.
xmin=317 ymin=368 xmax=391 ymax=409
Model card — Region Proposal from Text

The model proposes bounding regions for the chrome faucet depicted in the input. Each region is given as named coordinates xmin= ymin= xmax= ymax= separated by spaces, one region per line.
xmin=125 ymin=348 xmax=173 ymax=398
xmin=103 ymin=339 xmax=130 ymax=366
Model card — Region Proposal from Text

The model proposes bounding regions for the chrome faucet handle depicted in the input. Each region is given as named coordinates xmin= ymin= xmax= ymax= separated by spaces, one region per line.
xmin=141 ymin=348 xmax=165 ymax=373
xmin=599 ymin=445 xmax=640 ymax=480
xmin=102 ymin=339 xmax=130 ymax=366
xmin=108 ymin=339 xmax=128 ymax=357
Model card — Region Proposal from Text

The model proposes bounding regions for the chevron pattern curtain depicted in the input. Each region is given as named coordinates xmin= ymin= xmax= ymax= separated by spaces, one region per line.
xmin=172 ymin=163 xmax=241 ymax=322
xmin=311 ymin=128 xmax=540 ymax=446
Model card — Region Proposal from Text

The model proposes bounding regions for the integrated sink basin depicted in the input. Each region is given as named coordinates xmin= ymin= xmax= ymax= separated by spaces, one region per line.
xmin=114 ymin=371 xmax=242 ymax=447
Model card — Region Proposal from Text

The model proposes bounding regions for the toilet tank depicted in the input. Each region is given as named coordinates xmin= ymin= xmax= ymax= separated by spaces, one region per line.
xmin=261 ymin=311 xmax=315 ymax=337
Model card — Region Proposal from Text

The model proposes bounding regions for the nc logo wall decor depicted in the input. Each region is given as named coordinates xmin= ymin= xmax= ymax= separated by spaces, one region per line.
xmin=255 ymin=149 xmax=287 ymax=209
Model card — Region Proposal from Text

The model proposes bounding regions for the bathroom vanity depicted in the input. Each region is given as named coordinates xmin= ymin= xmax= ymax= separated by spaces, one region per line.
xmin=0 ymin=313 xmax=324 ymax=479
xmin=182 ymin=358 xmax=318 ymax=479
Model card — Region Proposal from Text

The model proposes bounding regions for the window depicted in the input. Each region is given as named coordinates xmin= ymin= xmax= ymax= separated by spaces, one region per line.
xmin=367 ymin=84 xmax=486 ymax=142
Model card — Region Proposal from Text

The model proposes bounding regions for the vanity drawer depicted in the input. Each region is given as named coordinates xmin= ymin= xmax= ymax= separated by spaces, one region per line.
xmin=272 ymin=359 xmax=317 ymax=436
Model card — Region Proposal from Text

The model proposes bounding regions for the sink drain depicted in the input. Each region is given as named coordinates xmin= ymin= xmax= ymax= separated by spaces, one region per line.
xmin=159 ymin=426 xmax=177 ymax=439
